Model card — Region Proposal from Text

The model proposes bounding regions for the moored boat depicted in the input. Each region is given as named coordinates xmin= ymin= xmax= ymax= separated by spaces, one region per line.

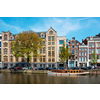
xmin=48 ymin=69 xmax=89 ymax=76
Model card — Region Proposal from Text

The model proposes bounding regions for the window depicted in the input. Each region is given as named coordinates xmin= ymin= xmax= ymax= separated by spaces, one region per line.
xmin=79 ymin=52 xmax=81 ymax=56
xmin=43 ymin=56 xmax=45 ymax=62
xmin=34 ymin=58 xmax=37 ymax=62
xmin=89 ymin=49 xmax=91 ymax=54
xmin=85 ymin=52 xmax=87 ymax=56
xmin=79 ymin=48 xmax=81 ymax=51
xmin=48 ymin=36 xmax=51 ymax=41
xmin=48 ymin=64 xmax=51 ymax=67
xmin=40 ymin=49 xmax=42 ymax=53
xmin=96 ymin=43 xmax=100 ymax=47
xmin=52 ymin=58 xmax=55 ymax=62
xmin=76 ymin=46 xmax=77 ymax=48
xmin=89 ymin=43 xmax=91 ymax=47
xmin=4 ymin=48 xmax=8 ymax=54
xmin=40 ymin=57 xmax=42 ymax=62
xmin=82 ymin=57 xmax=84 ymax=61
xmin=0 ymin=42 xmax=1 ymax=47
xmin=10 ymin=48 xmax=13 ymax=54
xmin=49 ymin=31 xmax=53 ymax=34
xmin=16 ymin=57 xmax=19 ymax=62
xmin=59 ymin=47 xmax=62 ymax=52
xmin=96 ymin=49 xmax=100 ymax=54
xmin=52 ymin=51 xmax=55 ymax=56
xmin=92 ymin=43 xmax=94 ymax=47
xmin=76 ymin=49 xmax=77 ymax=53
xmin=52 ymin=47 xmax=55 ymax=50
xmin=76 ymin=56 xmax=77 ymax=59
xmin=4 ymin=42 xmax=8 ymax=47
xmin=85 ymin=48 xmax=87 ymax=51
xmin=43 ymin=47 xmax=45 ymax=53
xmin=72 ymin=49 xmax=74 ymax=54
xmin=43 ymin=41 xmax=45 ymax=45
xmin=69 ymin=46 xmax=71 ymax=48
xmin=52 ymin=36 xmax=54 ymax=41
xmin=92 ymin=49 xmax=95 ymax=53
xmin=4 ymin=56 xmax=8 ymax=61
xmin=34 ymin=64 xmax=37 ymax=67
xmin=66 ymin=40 xmax=68 ymax=43
xmin=0 ymin=36 xmax=2 ymax=39
xmin=89 ymin=55 xmax=91 ymax=59
xmin=85 ymin=57 xmax=87 ymax=61
xmin=69 ymin=49 xmax=71 ymax=53
xmin=82 ymin=52 xmax=84 ymax=56
xmin=22 ymin=57 xmax=25 ymax=62
xmin=59 ymin=40 xmax=64 ymax=44
xmin=97 ymin=55 xmax=100 ymax=59
xmin=82 ymin=48 xmax=84 ymax=51
xmin=48 ymin=59 xmax=51 ymax=62
xmin=41 ymin=34 xmax=44 ymax=38
xmin=52 ymin=42 xmax=54 ymax=45
xmin=72 ymin=46 xmax=74 ymax=48
xmin=66 ymin=44 xmax=68 ymax=46
xmin=48 ymin=51 xmax=51 ymax=56
xmin=4 ymin=34 xmax=7 ymax=40
xmin=48 ymin=42 xmax=51 ymax=45
xmin=52 ymin=64 xmax=55 ymax=67
xmin=48 ymin=47 xmax=51 ymax=50
xmin=79 ymin=57 xmax=81 ymax=61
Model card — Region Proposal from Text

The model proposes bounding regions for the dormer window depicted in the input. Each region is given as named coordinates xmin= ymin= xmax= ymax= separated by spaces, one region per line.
xmin=11 ymin=37 xmax=13 ymax=39
xmin=4 ymin=34 xmax=7 ymax=40
xmin=41 ymin=35 xmax=44 ymax=38
xmin=49 ymin=31 xmax=53 ymax=34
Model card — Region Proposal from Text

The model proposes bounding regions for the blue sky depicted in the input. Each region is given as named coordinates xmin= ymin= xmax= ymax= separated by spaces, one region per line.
xmin=0 ymin=17 xmax=100 ymax=42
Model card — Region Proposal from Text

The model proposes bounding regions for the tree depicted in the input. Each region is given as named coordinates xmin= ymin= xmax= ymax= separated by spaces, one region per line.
xmin=59 ymin=43 xmax=71 ymax=69
xmin=91 ymin=50 xmax=97 ymax=68
xmin=11 ymin=31 xmax=43 ymax=69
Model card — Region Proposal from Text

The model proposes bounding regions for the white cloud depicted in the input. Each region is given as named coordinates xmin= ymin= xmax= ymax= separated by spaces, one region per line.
xmin=29 ymin=17 xmax=98 ymax=36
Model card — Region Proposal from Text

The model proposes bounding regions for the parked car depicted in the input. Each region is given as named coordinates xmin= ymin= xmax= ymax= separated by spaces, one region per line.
xmin=51 ymin=67 xmax=56 ymax=70
xmin=58 ymin=67 xmax=64 ymax=70
xmin=9 ymin=66 xmax=17 ymax=69
xmin=2 ymin=66 xmax=7 ymax=69
xmin=45 ymin=67 xmax=51 ymax=70
xmin=37 ymin=67 xmax=44 ymax=70
xmin=87 ymin=66 xmax=92 ymax=70
xmin=22 ymin=67 xmax=28 ymax=70
xmin=69 ymin=67 xmax=79 ymax=70
xmin=14 ymin=67 xmax=23 ymax=70
xmin=79 ymin=67 xmax=87 ymax=70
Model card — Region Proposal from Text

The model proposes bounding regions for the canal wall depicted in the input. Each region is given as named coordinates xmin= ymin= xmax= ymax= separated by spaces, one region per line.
xmin=0 ymin=69 xmax=48 ymax=74
xmin=0 ymin=69 xmax=100 ymax=75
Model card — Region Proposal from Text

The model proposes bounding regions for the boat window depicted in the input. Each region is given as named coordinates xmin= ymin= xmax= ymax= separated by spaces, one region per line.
xmin=65 ymin=71 xmax=67 ymax=73
xmin=71 ymin=71 xmax=72 ymax=73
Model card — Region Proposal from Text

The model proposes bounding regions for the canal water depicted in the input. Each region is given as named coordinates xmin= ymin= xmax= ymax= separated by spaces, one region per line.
xmin=0 ymin=72 xmax=100 ymax=84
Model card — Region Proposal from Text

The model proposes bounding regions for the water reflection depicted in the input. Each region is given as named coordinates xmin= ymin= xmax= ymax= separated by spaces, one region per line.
xmin=0 ymin=73 xmax=100 ymax=84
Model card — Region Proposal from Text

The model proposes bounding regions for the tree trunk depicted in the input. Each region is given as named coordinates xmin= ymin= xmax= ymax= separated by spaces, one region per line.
xmin=27 ymin=57 xmax=30 ymax=69
xmin=66 ymin=60 xmax=68 ymax=69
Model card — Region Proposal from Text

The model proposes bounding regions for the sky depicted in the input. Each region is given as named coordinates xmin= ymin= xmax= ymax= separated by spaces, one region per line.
xmin=0 ymin=17 xmax=100 ymax=42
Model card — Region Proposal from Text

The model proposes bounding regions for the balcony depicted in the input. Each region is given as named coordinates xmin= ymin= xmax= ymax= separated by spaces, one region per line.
xmin=71 ymin=53 xmax=75 ymax=55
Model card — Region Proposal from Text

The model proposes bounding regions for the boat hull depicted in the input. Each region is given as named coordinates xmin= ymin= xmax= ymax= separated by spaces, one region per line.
xmin=48 ymin=71 xmax=89 ymax=76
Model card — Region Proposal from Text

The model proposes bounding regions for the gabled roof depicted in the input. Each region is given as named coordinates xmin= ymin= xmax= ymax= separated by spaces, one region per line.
xmin=47 ymin=27 xmax=57 ymax=33
xmin=36 ymin=32 xmax=47 ymax=37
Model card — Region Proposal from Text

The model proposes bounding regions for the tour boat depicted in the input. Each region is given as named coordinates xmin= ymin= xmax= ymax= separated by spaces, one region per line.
xmin=48 ymin=69 xmax=89 ymax=76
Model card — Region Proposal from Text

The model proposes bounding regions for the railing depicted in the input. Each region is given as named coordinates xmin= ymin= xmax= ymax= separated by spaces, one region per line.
xmin=52 ymin=69 xmax=84 ymax=73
